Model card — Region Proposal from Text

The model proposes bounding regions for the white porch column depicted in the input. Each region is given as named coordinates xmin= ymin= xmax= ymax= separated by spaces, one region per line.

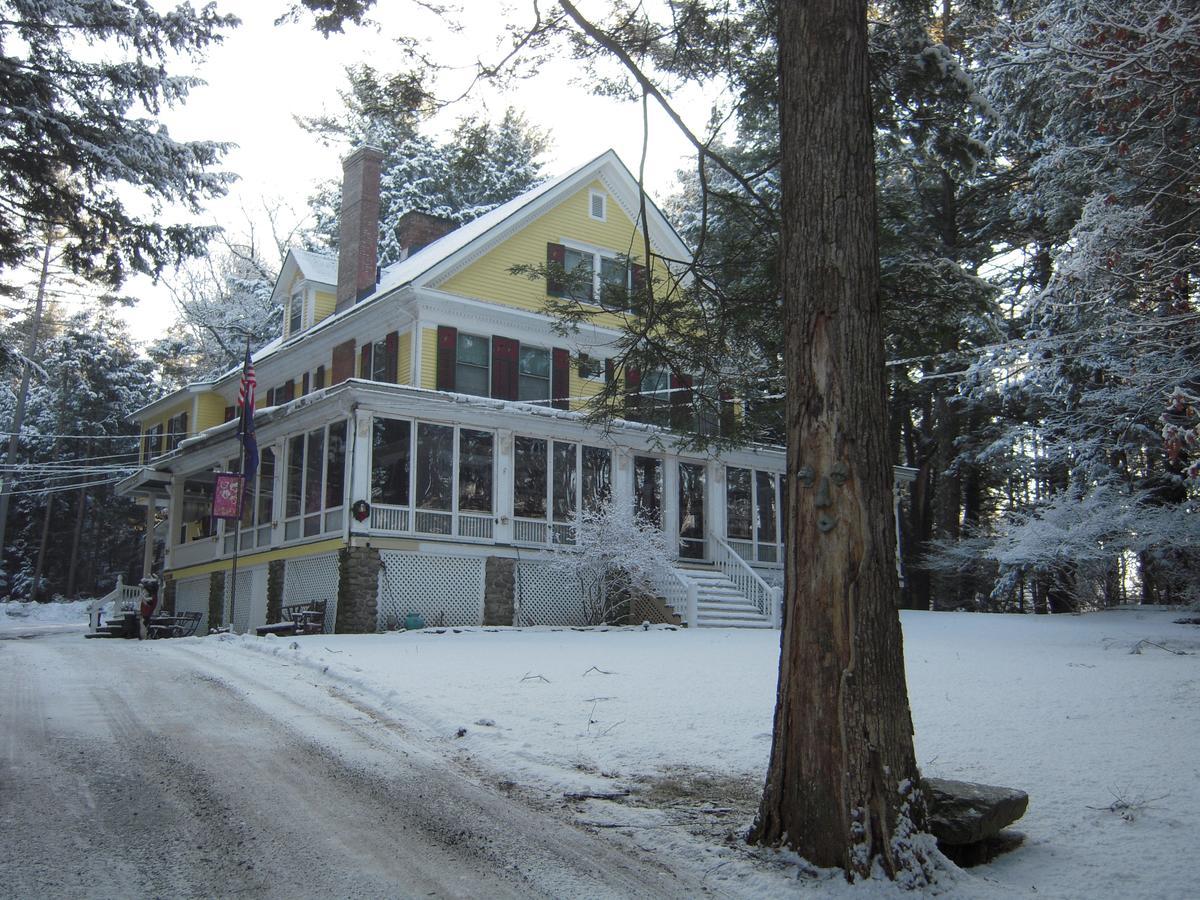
xmin=165 ymin=475 xmax=184 ymax=570
xmin=349 ymin=409 xmax=373 ymax=529
xmin=494 ymin=428 xmax=514 ymax=544
xmin=612 ymin=448 xmax=634 ymax=513
xmin=708 ymin=460 xmax=726 ymax=555
xmin=663 ymin=457 xmax=679 ymax=556
xmin=268 ymin=439 xmax=285 ymax=547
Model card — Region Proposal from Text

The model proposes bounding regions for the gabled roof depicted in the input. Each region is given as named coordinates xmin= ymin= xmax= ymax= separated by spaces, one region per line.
xmin=290 ymin=248 xmax=337 ymax=284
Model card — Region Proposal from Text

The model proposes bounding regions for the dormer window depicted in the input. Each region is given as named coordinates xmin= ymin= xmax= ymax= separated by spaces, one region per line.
xmin=589 ymin=189 xmax=607 ymax=221
xmin=288 ymin=289 xmax=305 ymax=335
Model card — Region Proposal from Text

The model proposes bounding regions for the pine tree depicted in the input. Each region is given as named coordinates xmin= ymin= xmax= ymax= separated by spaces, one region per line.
xmin=0 ymin=1 xmax=238 ymax=288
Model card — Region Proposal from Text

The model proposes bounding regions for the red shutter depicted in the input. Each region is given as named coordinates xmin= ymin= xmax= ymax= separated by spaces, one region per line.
xmin=360 ymin=343 xmax=373 ymax=379
xmin=546 ymin=242 xmax=566 ymax=297
xmin=436 ymin=325 xmax=458 ymax=391
xmin=670 ymin=373 xmax=693 ymax=430
xmin=331 ymin=340 xmax=355 ymax=385
xmin=552 ymin=347 xmax=570 ymax=410
xmin=265 ymin=387 xmax=275 ymax=407
xmin=491 ymin=336 xmax=518 ymax=401
xmin=281 ymin=380 xmax=295 ymax=403
xmin=314 ymin=365 xmax=326 ymax=389
xmin=385 ymin=331 xmax=399 ymax=382
xmin=625 ymin=367 xmax=641 ymax=420
xmin=224 ymin=405 xmax=235 ymax=423
xmin=301 ymin=373 xmax=310 ymax=396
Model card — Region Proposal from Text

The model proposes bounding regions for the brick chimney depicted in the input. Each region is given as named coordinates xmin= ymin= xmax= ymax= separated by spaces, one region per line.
xmin=394 ymin=210 xmax=457 ymax=261
xmin=336 ymin=145 xmax=384 ymax=313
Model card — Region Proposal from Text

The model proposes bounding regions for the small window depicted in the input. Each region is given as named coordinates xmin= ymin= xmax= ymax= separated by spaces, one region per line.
xmin=518 ymin=346 xmax=551 ymax=403
xmin=289 ymin=290 xmax=304 ymax=334
xmin=562 ymin=247 xmax=595 ymax=300
xmin=578 ymin=354 xmax=604 ymax=381
xmin=589 ymin=189 xmax=606 ymax=221
xmin=599 ymin=257 xmax=630 ymax=309
xmin=455 ymin=333 xmax=490 ymax=397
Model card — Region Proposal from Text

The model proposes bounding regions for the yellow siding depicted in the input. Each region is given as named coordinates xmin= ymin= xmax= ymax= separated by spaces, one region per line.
xmin=438 ymin=180 xmax=656 ymax=329
xmin=397 ymin=330 xmax=413 ymax=386
xmin=570 ymin=368 xmax=605 ymax=410
xmin=420 ymin=328 xmax=438 ymax=390
xmin=138 ymin=398 xmax=193 ymax=464
xmin=195 ymin=393 xmax=226 ymax=433
xmin=314 ymin=290 xmax=336 ymax=325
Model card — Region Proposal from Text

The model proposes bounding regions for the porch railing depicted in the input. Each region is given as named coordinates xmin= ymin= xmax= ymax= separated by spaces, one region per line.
xmin=648 ymin=565 xmax=697 ymax=627
xmin=88 ymin=576 xmax=143 ymax=631
xmin=713 ymin=535 xmax=782 ymax=625
xmin=369 ymin=504 xmax=493 ymax=541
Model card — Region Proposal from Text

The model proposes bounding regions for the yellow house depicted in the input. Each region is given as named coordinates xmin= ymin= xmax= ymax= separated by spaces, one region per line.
xmin=119 ymin=149 xmax=788 ymax=634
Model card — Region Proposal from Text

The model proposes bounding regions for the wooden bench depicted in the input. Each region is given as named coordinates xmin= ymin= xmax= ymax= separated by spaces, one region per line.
xmin=255 ymin=600 xmax=328 ymax=637
xmin=147 ymin=611 xmax=203 ymax=639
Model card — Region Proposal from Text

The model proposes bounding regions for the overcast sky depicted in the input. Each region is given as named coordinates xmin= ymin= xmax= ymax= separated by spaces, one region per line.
xmin=121 ymin=2 xmax=712 ymax=345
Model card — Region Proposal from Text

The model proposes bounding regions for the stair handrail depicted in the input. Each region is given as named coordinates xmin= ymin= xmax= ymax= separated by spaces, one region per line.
xmin=649 ymin=564 xmax=696 ymax=627
xmin=88 ymin=575 xmax=141 ymax=631
xmin=712 ymin=535 xmax=777 ymax=621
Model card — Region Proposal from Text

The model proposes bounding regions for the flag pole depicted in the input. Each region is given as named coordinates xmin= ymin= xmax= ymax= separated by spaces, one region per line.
xmin=228 ymin=337 xmax=252 ymax=630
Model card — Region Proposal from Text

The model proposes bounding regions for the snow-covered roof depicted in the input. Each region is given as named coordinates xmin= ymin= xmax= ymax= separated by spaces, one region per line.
xmin=290 ymin=247 xmax=337 ymax=285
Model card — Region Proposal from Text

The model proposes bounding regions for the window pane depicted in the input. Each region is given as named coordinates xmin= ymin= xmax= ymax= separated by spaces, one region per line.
xmin=552 ymin=441 xmax=577 ymax=522
xmin=599 ymin=257 xmax=628 ymax=308
xmin=371 ymin=339 xmax=389 ymax=381
xmin=416 ymin=423 xmax=453 ymax=511
xmin=679 ymin=463 xmax=706 ymax=559
xmin=514 ymin=436 xmax=547 ymax=518
xmin=286 ymin=435 xmax=304 ymax=518
xmin=290 ymin=292 xmax=302 ymax=332
xmin=304 ymin=428 xmax=324 ymax=515
xmin=325 ymin=421 xmax=346 ymax=510
xmin=257 ymin=448 xmax=275 ymax=528
xmin=518 ymin=346 xmax=550 ymax=402
xmin=633 ymin=456 xmax=663 ymax=529
xmin=726 ymin=467 xmax=752 ymax=539
xmin=458 ymin=429 xmax=494 ymax=513
xmin=371 ymin=418 xmax=411 ymax=506
xmin=457 ymin=333 xmax=489 ymax=366
xmin=456 ymin=362 xmax=489 ymax=397
xmin=756 ymin=470 xmax=777 ymax=544
xmin=581 ymin=446 xmax=611 ymax=512
xmin=563 ymin=248 xmax=594 ymax=299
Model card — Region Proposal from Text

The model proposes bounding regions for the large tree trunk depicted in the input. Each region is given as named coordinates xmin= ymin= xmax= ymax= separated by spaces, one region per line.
xmin=750 ymin=1 xmax=931 ymax=883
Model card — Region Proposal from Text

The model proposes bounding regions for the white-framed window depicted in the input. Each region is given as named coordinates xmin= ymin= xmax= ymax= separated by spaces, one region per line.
xmin=589 ymin=188 xmax=607 ymax=221
xmin=283 ymin=420 xmax=347 ymax=540
xmin=289 ymin=289 xmax=305 ymax=335
xmin=222 ymin=447 xmax=277 ymax=553
xmin=518 ymin=345 xmax=551 ymax=403
xmin=513 ymin=438 xmax=612 ymax=544
xmin=725 ymin=466 xmax=781 ymax=564
xmin=455 ymin=332 xmax=490 ymax=397
xmin=578 ymin=353 xmax=605 ymax=381
xmin=368 ymin=416 xmax=496 ymax=539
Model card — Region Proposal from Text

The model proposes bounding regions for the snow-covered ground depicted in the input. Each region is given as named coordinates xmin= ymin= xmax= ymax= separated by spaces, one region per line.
xmin=7 ymin=604 xmax=1196 ymax=897
xmin=0 ymin=598 xmax=93 ymax=630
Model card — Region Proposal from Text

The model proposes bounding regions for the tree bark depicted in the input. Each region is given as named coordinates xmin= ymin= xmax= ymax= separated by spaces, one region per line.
xmin=750 ymin=2 xmax=932 ymax=882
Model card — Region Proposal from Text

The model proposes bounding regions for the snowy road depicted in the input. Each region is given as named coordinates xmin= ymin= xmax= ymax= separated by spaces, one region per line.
xmin=0 ymin=629 xmax=705 ymax=899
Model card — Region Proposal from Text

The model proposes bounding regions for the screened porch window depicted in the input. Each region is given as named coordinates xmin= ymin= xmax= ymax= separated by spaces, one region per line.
xmin=725 ymin=465 xmax=781 ymax=563
xmin=371 ymin=418 xmax=411 ymax=506
xmin=513 ymin=440 xmax=611 ymax=544
xmin=456 ymin=333 xmax=489 ymax=397
xmin=283 ymin=420 xmax=346 ymax=540
xmin=633 ymin=456 xmax=663 ymax=530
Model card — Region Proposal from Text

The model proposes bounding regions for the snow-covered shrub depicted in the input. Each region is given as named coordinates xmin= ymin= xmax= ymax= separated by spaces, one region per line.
xmin=547 ymin=499 xmax=674 ymax=625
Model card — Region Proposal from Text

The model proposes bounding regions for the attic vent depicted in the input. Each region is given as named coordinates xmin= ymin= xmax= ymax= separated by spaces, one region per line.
xmin=589 ymin=189 xmax=606 ymax=221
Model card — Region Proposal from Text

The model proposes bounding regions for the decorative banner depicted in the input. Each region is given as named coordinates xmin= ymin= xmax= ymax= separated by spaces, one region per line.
xmin=212 ymin=473 xmax=245 ymax=520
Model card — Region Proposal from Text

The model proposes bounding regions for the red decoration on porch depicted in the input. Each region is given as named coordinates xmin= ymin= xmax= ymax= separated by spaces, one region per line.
xmin=352 ymin=499 xmax=371 ymax=522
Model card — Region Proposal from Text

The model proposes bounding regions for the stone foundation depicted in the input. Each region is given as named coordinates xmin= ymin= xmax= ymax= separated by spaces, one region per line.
xmin=208 ymin=571 xmax=225 ymax=630
xmin=336 ymin=546 xmax=381 ymax=633
xmin=483 ymin=557 xmax=516 ymax=626
xmin=267 ymin=559 xmax=285 ymax=624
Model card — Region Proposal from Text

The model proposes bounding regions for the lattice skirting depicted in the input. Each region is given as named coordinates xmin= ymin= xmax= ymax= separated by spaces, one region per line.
xmin=283 ymin=553 xmax=341 ymax=634
xmin=225 ymin=567 xmax=266 ymax=634
xmin=377 ymin=552 xmax=484 ymax=629
xmin=514 ymin=561 xmax=586 ymax=627
xmin=174 ymin=576 xmax=211 ymax=634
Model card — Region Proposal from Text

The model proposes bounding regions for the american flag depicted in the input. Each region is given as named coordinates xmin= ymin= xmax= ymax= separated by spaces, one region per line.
xmin=237 ymin=346 xmax=259 ymax=494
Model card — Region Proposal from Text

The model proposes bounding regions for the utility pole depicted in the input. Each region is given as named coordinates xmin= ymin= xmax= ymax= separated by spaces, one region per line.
xmin=0 ymin=236 xmax=53 ymax=566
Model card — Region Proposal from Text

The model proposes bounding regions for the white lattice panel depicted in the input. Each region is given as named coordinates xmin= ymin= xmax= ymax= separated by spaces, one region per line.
xmin=515 ymin=562 xmax=585 ymax=627
xmin=283 ymin=552 xmax=341 ymax=634
xmin=377 ymin=552 xmax=483 ymax=629
xmin=174 ymin=576 xmax=210 ymax=634
xmin=224 ymin=568 xmax=257 ymax=634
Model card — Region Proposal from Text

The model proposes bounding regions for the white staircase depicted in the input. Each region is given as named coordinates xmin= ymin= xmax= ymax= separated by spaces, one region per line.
xmin=675 ymin=565 xmax=775 ymax=628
